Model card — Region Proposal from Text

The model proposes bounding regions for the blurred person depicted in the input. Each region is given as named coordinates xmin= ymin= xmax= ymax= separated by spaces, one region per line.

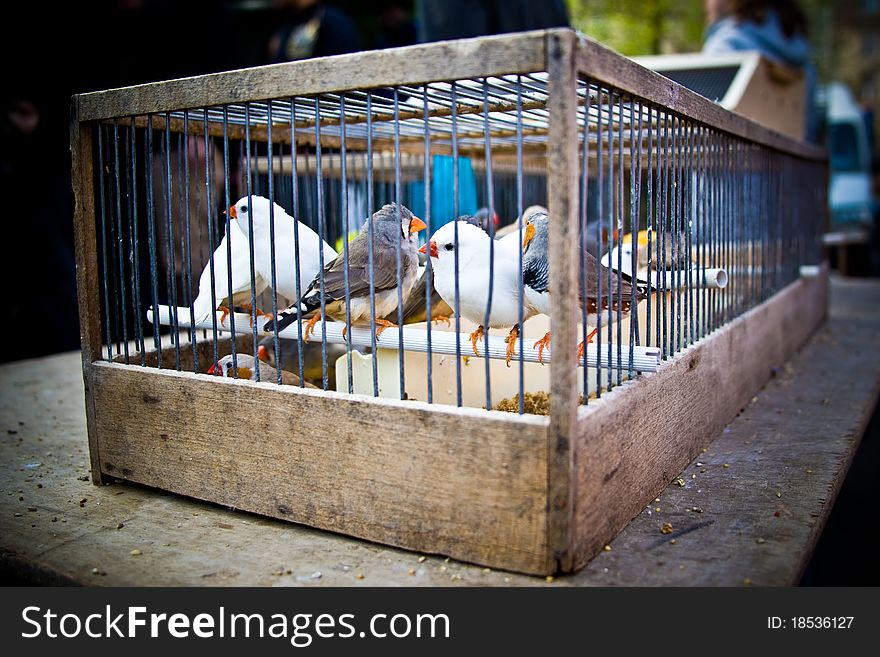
xmin=417 ymin=0 xmax=568 ymax=42
xmin=703 ymin=0 xmax=819 ymax=143
xmin=268 ymin=0 xmax=361 ymax=62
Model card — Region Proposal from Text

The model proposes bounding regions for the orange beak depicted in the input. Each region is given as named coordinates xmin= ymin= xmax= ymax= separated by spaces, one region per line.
xmin=409 ymin=217 xmax=427 ymax=233
xmin=228 ymin=205 xmax=238 ymax=219
xmin=522 ymin=220 xmax=536 ymax=250
xmin=207 ymin=362 xmax=218 ymax=375
xmin=418 ymin=239 xmax=438 ymax=258
xmin=257 ymin=345 xmax=270 ymax=363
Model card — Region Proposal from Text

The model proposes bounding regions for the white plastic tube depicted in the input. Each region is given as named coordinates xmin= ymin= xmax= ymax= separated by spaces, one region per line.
xmin=148 ymin=306 xmax=661 ymax=373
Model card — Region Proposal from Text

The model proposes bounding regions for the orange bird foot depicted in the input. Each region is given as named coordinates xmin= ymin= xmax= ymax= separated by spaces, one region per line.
xmin=503 ymin=324 xmax=520 ymax=367
xmin=373 ymin=318 xmax=397 ymax=340
xmin=469 ymin=325 xmax=485 ymax=357
xmin=218 ymin=306 xmax=232 ymax=325
xmin=432 ymin=315 xmax=452 ymax=327
xmin=303 ymin=314 xmax=321 ymax=342
xmin=533 ymin=331 xmax=551 ymax=365
xmin=576 ymin=327 xmax=599 ymax=361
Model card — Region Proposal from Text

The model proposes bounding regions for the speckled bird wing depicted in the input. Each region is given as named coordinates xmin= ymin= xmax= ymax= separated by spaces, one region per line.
xmin=304 ymin=234 xmax=406 ymax=303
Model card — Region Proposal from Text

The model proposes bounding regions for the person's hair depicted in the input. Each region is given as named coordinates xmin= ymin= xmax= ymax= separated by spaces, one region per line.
xmin=729 ymin=0 xmax=808 ymax=38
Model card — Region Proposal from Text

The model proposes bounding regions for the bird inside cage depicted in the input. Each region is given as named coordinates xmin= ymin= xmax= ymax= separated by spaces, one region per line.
xmin=264 ymin=203 xmax=426 ymax=339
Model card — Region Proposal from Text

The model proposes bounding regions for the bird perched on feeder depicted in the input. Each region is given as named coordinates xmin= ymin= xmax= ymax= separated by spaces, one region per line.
xmin=207 ymin=352 xmax=317 ymax=387
xmin=264 ymin=203 xmax=426 ymax=339
xmin=190 ymin=220 xmax=267 ymax=325
xmin=228 ymin=194 xmax=337 ymax=307
xmin=420 ymin=220 xmax=528 ymax=365
xmin=522 ymin=212 xmax=650 ymax=364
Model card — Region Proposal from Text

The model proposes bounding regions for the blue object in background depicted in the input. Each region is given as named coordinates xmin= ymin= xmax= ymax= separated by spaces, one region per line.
xmin=429 ymin=155 xmax=478 ymax=227
xmin=408 ymin=180 xmax=426 ymax=224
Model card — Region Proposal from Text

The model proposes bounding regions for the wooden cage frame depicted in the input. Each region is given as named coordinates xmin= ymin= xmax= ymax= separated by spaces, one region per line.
xmin=70 ymin=29 xmax=827 ymax=575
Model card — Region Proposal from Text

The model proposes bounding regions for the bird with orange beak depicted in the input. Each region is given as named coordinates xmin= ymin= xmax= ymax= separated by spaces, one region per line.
xmin=420 ymin=220 xmax=528 ymax=365
xmin=228 ymin=194 xmax=337 ymax=306
xmin=208 ymin=351 xmax=316 ymax=387
xmin=522 ymin=212 xmax=649 ymax=364
xmin=264 ymin=203 xmax=426 ymax=339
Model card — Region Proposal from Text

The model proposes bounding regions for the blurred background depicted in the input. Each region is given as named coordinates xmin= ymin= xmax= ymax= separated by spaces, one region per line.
xmin=2 ymin=0 xmax=877 ymax=584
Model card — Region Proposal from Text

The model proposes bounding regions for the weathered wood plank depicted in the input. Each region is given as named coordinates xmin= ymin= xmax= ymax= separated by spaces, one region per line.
xmin=574 ymin=34 xmax=825 ymax=160
xmin=570 ymin=274 xmax=879 ymax=585
xmin=70 ymin=102 xmax=104 ymax=485
xmin=545 ymin=30 xmax=579 ymax=573
xmin=90 ymin=364 xmax=551 ymax=574
xmin=570 ymin=270 xmax=828 ymax=570
xmin=77 ymin=31 xmax=548 ymax=122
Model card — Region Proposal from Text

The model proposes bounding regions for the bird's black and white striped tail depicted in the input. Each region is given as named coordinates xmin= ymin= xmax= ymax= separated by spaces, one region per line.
xmin=264 ymin=297 xmax=321 ymax=333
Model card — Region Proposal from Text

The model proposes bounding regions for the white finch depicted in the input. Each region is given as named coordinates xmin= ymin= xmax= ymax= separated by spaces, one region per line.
xmin=419 ymin=220 xmax=529 ymax=365
xmin=190 ymin=220 xmax=267 ymax=325
xmin=229 ymin=194 xmax=337 ymax=305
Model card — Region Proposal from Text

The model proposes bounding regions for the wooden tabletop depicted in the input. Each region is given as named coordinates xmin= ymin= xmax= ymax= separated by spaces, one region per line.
xmin=2 ymin=276 xmax=878 ymax=586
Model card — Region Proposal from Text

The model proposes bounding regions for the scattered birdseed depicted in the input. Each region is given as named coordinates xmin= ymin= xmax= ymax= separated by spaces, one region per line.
xmin=116 ymin=522 xmax=124 ymax=530
xmin=439 ymin=565 xmax=447 ymax=572
xmin=603 ymin=545 xmax=612 ymax=552
xmin=670 ymin=539 xmax=677 ymax=545
xmin=130 ymin=549 xmax=142 ymax=556
xmin=417 ymin=556 xmax=427 ymax=563
xmin=310 ymin=571 xmax=322 ymax=580
xmin=806 ymin=469 xmax=813 ymax=474
xmin=92 ymin=568 xmax=99 ymax=575
xmin=675 ymin=478 xmax=686 ymax=487
xmin=13 ymin=513 xmax=22 ymax=518
xmin=77 ymin=475 xmax=89 ymax=482
xmin=408 ymin=569 xmax=416 ymax=576
xmin=545 ymin=576 xmax=554 ymax=583
xmin=27 ymin=507 xmax=36 ymax=512
xmin=482 ymin=568 xmax=491 ymax=573
xmin=722 ymin=464 xmax=730 ymax=469
xmin=775 ymin=491 xmax=782 ymax=498
xmin=743 ymin=578 xmax=752 ymax=586
xmin=660 ymin=523 xmax=673 ymax=535
xmin=696 ymin=462 xmax=704 ymax=467
xmin=355 ymin=573 xmax=364 ymax=580
xmin=692 ymin=507 xmax=703 ymax=513
xmin=756 ymin=538 xmax=766 ymax=544
xmin=450 ymin=574 xmax=462 ymax=581
xmin=655 ymin=507 xmax=661 ymax=513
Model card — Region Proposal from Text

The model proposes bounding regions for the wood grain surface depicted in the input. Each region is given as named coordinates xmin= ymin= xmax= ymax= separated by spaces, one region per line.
xmin=570 ymin=271 xmax=828 ymax=570
xmin=0 ymin=276 xmax=875 ymax=585
xmin=89 ymin=364 xmax=551 ymax=574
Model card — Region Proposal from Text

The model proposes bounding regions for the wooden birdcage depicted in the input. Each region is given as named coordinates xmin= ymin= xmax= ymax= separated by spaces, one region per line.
xmin=70 ymin=29 xmax=827 ymax=575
